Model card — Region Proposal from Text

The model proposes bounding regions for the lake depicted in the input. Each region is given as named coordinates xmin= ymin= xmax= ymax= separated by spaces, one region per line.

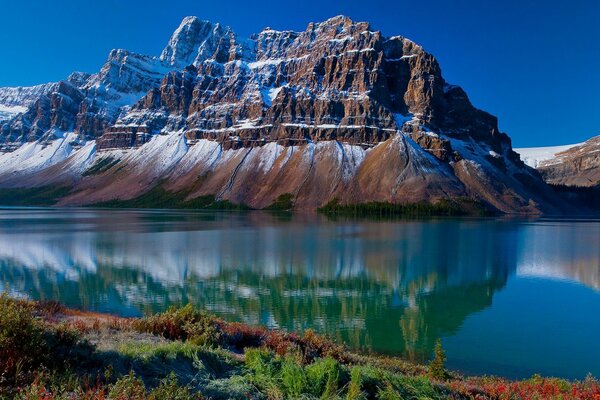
xmin=0 ymin=207 xmax=598 ymax=380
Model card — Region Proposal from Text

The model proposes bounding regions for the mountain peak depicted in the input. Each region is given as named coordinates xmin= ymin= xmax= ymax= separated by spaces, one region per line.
xmin=179 ymin=15 xmax=201 ymax=26
xmin=312 ymin=15 xmax=371 ymax=32
xmin=160 ymin=16 xmax=232 ymax=67
xmin=323 ymin=15 xmax=355 ymax=24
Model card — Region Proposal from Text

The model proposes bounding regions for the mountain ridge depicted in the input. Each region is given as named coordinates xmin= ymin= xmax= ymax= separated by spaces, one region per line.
xmin=0 ymin=16 xmax=585 ymax=214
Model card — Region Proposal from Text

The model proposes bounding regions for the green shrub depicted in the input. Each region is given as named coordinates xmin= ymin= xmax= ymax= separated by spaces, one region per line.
xmin=109 ymin=371 xmax=147 ymax=400
xmin=0 ymin=294 xmax=45 ymax=382
xmin=346 ymin=367 xmax=365 ymax=400
xmin=280 ymin=356 xmax=307 ymax=397
xmin=244 ymin=348 xmax=283 ymax=398
xmin=305 ymin=357 xmax=340 ymax=398
xmin=376 ymin=381 xmax=402 ymax=400
xmin=388 ymin=374 xmax=440 ymax=399
xmin=245 ymin=348 xmax=280 ymax=377
xmin=132 ymin=304 xmax=221 ymax=345
xmin=148 ymin=372 xmax=202 ymax=400
xmin=322 ymin=365 xmax=340 ymax=399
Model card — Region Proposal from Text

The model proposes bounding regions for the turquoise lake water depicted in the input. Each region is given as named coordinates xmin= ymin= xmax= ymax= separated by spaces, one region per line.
xmin=0 ymin=208 xmax=598 ymax=379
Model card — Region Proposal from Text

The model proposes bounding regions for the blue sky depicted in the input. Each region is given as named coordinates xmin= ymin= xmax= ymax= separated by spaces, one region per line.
xmin=1 ymin=0 xmax=598 ymax=147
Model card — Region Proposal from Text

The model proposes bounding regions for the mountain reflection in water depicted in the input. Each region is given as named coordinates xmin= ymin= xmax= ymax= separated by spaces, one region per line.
xmin=0 ymin=209 xmax=598 ymax=378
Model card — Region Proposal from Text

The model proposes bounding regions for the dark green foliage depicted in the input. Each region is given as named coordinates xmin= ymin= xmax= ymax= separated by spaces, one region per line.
xmin=280 ymin=356 xmax=307 ymax=397
xmin=148 ymin=373 xmax=203 ymax=400
xmin=265 ymin=193 xmax=295 ymax=211
xmin=428 ymin=339 xmax=448 ymax=380
xmin=305 ymin=357 xmax=341 ymax=398
xmin=243 ymin=348 xmax=443 ymax=399
xmin=346 ymin=367 xmax=365 ymax=400
xmin=82 ymin=157 xmax=120 ymax=176
xmin=550 ymin=183 xmax=600 ymax=212
xmin=109 ymin=371 xmax=147 ymax=400
xmin=93 ymin=187 xmax=249 ymax=210
xmin=321 ymin=360 xmax=341 ymax=399
xmin=376 ymin=381 xmax=402 ymax=400
xmin=0 ymin=186 xmax=72 ymax=206
xmin=0 ymin=293 xmax=92 ymax=391
xmin=318 ymin=198 xmax=494 ymax=219
xmin=0 ymin=293 xmax=45 ymax=382
xmin=245 ymin=350 xmax=345 ymax=399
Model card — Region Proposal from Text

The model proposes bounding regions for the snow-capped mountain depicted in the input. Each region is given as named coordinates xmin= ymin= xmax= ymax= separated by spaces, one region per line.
xmin=517 ymin=136 xmax=600 ymax=187
xmin=0 ymin=51 xmax=171 ymax=150
xmin=515 ymin=143 xmax=584 ymax=168
xmin=0 ymin=16 xmax=577 ymax=213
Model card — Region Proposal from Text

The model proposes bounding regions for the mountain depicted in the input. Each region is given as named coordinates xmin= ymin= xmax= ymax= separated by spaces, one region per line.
xmin=516 ymin=136 xmax=600 ymax=187
xmin=0 ymin=16 xmax=577 ymax=214
xmin=0 ymin=83 xmax=56 ymax=123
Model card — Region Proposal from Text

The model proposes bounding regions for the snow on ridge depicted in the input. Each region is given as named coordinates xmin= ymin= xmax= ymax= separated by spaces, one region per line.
xmin=515 ymin=143 xmax=583 ymax=168
xmin=0 ymin=131 xmax=83 ymax=176
xmin=0 ymin=105 xmax=28 ymax=121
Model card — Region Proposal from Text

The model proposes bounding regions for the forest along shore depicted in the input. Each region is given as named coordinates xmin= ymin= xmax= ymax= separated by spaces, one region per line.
xmin=1 ymin=294 xmax=599 ymax=399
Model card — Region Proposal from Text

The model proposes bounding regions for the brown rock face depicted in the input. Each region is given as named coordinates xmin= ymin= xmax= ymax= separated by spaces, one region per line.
xmin=97 ymin=16 xmax=510 ymax=157
xmin=0 ymin=49 xmax=171 ymax=148
xmin=0 ymin=81 xmax=84 ymax=147
xmin=536 ymin=136 xmax=600 ymax=187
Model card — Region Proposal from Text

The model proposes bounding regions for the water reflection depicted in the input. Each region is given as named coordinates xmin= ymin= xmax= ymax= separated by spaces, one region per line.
xmin=0 ymin=209 xmax=598 ymax=375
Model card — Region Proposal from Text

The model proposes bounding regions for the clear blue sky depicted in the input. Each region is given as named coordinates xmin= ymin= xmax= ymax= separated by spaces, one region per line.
xmin=1 ymin=0 xmax=598 ymax=147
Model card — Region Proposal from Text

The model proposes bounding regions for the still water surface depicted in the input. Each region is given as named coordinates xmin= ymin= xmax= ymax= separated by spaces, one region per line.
xmin=0 ymin=208 xmax=598 ymax=379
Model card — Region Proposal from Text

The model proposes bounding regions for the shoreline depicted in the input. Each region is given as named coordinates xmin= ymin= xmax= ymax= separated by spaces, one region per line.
xmin=2 ymin=184 xmax=599 ymax=218
xmin=1 ymin=295 xmax=598 ymax=399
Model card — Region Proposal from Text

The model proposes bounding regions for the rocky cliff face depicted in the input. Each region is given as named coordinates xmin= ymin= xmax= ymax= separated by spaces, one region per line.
xmin=0 ymin=49 xmax=171 ymax=150
xmin=532 ymin=136 xmax=600 ymax=187
xmin=0 ymin=83 xmax=56 ymax=123
xmin=0 ymin=16 xmax=574 ymax=214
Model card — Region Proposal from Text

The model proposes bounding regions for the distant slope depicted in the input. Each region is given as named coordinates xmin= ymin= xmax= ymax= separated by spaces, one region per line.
xmin=516 ymin=136 xmax=600 ymax=186
xmin=515 ymin=143 xmax=582 ymax=168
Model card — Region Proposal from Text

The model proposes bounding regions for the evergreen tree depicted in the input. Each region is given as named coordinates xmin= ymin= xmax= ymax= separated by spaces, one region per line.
xmin=429 ymin=338 xmax=448 ymax=380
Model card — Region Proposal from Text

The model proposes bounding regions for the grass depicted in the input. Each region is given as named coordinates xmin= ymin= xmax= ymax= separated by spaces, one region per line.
xmin=317 ymin=198 xmax=495 ymax=219
xmin=1 ymin=295 xmax=599 ymax=399
xmin=115 ymin=341 xmax=200 ymax=363
xmin=0 ymin=186 xmax=72 ymax=206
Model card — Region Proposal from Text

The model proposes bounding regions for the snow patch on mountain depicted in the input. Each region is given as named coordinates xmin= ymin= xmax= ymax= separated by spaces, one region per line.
xmin=515 ymin=143 xmax=583 ymax=168
xmin=0 ymin=84 xmax=56 ymax=108
xmin=123 ymin=132 xmax=189 ymax=176
xmin=173 ymin=139 xmax=222 ymax=176
xmin=0 ymin=105 xmax=28 ymax=121
xmin=0 ymin=83 xmax=56 ymax=122
xmin=0 ymin=131 xmax=84 ymax=177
